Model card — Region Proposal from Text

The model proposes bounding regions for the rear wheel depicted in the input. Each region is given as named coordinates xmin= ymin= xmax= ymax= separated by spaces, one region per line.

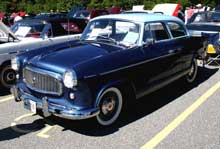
xmin=96 ymin=87 xmax=123 ymax=126
xmin=186 ymin=59 xmax=198 ymax=83
xmin=0 ymin=65 xmax=16 ymax=89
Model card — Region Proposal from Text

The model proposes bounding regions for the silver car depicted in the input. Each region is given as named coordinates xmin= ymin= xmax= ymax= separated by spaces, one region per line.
xmin=0 ymin=18 xmax=86 ymax=88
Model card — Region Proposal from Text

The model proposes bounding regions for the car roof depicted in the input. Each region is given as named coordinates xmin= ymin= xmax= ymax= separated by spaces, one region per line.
xmin=16 ymin=17 xmax=87 ymax=24
xmin=92 ymin=13 xmax=182 ymax=23
xmin=122 ymin=11 xmax=150 ymax=14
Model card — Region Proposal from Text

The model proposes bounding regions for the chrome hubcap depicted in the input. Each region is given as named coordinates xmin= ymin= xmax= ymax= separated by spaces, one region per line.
xmin=96 ymin=87 xmax=123 ymax=126
xmin=188 ymin=64 xmax=194 ymax=76
xmin=6 ymin=71 xmax=15 ymax=81
xmin=1 ymin=66 xmax=16 ymax=88
xmin=101 ymin=97 xmax=116 ymax=115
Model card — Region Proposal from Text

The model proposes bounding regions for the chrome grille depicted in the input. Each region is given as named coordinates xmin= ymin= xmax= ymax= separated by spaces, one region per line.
xmin=23 ymin=68 xmax=63 ymax=95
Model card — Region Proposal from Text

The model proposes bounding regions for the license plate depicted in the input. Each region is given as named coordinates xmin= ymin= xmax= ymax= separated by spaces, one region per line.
xmin=24 ymin=100 xmax=36 ymax=113
xmin=29 ymin=100 xmax=36 ymax=113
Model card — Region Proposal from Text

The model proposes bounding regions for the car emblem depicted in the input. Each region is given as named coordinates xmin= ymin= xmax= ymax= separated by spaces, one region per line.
xmin=31 ymin=76 xmax=36 ymax=85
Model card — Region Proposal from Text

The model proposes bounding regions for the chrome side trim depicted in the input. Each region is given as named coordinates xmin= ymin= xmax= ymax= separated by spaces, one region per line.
xmin=53 ymin=110 xmax=100 ymax=120
xmin=99 ymin=52 xmax=177 ymax=76
xmin=136 ymin=69 xmax=190 ymax=99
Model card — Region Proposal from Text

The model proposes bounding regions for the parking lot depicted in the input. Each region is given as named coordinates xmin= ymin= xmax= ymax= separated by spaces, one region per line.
xmin=0 ymin=65 xmax=220 ymax=149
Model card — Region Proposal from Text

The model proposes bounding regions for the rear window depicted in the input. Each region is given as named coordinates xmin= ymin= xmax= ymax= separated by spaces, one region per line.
xmin=167 ymin=22 xmax=186 ymax=38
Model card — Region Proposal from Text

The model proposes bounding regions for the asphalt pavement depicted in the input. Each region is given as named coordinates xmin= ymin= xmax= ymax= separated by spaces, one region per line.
xmin=0 ymin=65 xmax=220 ymax=149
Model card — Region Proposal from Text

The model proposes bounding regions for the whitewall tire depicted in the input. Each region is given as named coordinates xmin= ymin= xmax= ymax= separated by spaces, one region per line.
xmin=186 ymin=59 xmax=198 ymax=83
xmin=96 ymin=87 xmax=123 ymax=126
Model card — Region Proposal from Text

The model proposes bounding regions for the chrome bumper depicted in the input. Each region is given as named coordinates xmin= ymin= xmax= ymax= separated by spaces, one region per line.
xmin=11 ymin=86 xmax=100 ymax=120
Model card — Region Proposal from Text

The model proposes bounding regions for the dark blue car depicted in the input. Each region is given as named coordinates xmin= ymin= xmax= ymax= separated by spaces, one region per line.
xmin=12 ymin=13 xmax=206 ymax=126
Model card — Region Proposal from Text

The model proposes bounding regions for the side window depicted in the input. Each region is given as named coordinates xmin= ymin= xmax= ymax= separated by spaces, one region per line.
xmin=115 ymin=21 xmax=139 ymax=44
xmin=167 ymin=22 xmax=186 ymax=38
xmin=143 ymin=24 xmax=152 ymax=42
xmin=60 ymin=22 xmax=82 ymax=33
xmin=148 ymin=22 xmax=170 ymax=41
xmin=51 ymin=23 xmax=67 ymax=37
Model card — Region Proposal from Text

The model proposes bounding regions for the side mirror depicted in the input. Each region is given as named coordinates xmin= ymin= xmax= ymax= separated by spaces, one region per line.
xmin=144 ymin=38 xmax=154 ymax=47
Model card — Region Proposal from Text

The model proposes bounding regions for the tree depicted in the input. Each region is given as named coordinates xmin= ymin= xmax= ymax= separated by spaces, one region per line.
xmin=0 ymin=0 xmax=219 ymax=14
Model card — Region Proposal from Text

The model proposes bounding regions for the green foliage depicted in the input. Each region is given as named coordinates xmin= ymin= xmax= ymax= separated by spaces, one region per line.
xmin=0 ymin=0 xmax=219 ymax=13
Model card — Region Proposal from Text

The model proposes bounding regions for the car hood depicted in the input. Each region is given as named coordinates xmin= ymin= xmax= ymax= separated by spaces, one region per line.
xmin=187 ymin=22 xmax=220 ymax=32
xmin=28 ymin=42 xmax=121 ymax=73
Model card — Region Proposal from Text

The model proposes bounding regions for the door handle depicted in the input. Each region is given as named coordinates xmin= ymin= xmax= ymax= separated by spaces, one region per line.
xmin=176 ymin=48 xmax=182 ymax=52
xmin=168 ymin=50 xmax=175 ymax=54
xmin=168 ymin=48 xmax=182 ymax=54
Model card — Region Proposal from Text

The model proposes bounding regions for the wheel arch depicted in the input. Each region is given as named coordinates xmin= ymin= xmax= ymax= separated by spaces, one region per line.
xmin=0 ymin=60 xmax=11 ymax=71
xmin=95 ymin=79 xmax=136 ymax=107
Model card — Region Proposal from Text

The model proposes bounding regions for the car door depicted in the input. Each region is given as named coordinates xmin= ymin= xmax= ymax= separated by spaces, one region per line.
xmin=166 ymin=21 xmax=191 ymax=72
xmin=142 ymin=21 xmax=182 ymax=87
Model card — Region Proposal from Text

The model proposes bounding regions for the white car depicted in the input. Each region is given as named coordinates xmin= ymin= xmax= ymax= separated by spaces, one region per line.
xmin=0 ymin=18 xmax=86 ymax=88
xmin=152 ymin=3 xmax=182 ymax=16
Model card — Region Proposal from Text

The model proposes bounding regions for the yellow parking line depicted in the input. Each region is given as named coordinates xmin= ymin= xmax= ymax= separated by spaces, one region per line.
xmin=141 ymin=82 xmax=220 ymax=149
xmin=14 ymin=113 xmax=35 ymax=122
xmin=11 ymin=112 xmax=56 ymax=138
xmin=37 ymin=124 xmax=56 ymax=138
xmin=11 ymin=113 xmax=36 ymax=133
xmin=0 ymin=95 xmax=14 ymax=103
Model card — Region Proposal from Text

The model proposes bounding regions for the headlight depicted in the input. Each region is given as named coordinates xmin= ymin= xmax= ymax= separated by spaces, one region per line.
xmin=11 ymin=57 xmax=20 ymax=71
xmin=63 ymin=71 xmax=77 ymax=88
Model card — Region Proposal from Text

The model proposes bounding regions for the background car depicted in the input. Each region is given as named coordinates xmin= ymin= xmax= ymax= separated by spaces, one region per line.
xmin=187 ymin=11 xmax=220 ymax=60
xmin=0 ymin=17 xmax=87 ymax=88
xmin=12 ymin=13 xmax=207 ymax=126
xmin=34 ymin=12 xmax=67 ymax=19
xmin=187 ymin=11 xmax=220 ymax=35
xmin=11 ymin=17 xmax=86 ymax=39
xmin=152 ymin=3 xmax=182 ymax=17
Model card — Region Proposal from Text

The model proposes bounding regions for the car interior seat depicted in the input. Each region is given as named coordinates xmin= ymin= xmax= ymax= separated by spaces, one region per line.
xmin=122 ymin=26 xmax=139 ymax=44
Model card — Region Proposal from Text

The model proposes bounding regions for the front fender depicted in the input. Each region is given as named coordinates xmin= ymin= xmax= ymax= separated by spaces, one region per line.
xmin=95 ymin=80 xmax=124 ymax=107
xmin=94 ymin=79 xmax=137 ymax=107
xmin=0 ymin=53 xmax=13 ymax=66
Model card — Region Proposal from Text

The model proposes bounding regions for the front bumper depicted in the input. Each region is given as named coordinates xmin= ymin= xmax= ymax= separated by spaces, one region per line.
xmin=11 ymin=86 xmax=100 ymax=120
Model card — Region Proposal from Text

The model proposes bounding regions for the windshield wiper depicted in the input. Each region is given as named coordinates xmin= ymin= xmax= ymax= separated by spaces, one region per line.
xmin=96 ymin=35 xmax=116 ymax=43
xmin=82 ymin=35 xmax=119 ymax=45
xmin=81 ymin=35 xmax=137 ymax=48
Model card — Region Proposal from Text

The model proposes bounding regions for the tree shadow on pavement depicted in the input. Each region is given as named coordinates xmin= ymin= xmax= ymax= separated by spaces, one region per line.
xmin=47 ymin=66 xmax=219 ymax=136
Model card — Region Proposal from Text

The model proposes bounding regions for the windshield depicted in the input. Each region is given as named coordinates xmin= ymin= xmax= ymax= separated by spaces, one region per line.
xmin=81 ymin=19 xmax=140 ymax=47
xmin=11 ymin=23 xmax=45 ymax=38
xmin=189 ymin=12 xmax=220 ymax=23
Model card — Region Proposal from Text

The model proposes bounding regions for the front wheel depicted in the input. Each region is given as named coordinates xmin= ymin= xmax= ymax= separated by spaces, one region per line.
xmin=185 ymin=59 xmax=198 ymax=83
xmin=96 ymin=87 xmax=123 ymax=126
xmin=0 ymin=65 xmax=16 ymax=89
